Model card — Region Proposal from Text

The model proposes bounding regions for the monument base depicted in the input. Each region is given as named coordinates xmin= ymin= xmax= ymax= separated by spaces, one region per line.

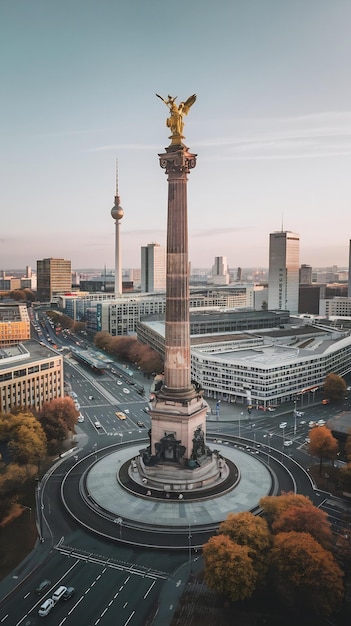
xmin=130 ymin=450 xmax=229 ymax=493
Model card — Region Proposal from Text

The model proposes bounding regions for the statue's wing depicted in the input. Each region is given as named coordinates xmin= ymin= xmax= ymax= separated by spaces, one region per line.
xmin=156 ymin=93 xmax=167 ymax=104
xmin=180 ymin=94 xmax=197 ymax=115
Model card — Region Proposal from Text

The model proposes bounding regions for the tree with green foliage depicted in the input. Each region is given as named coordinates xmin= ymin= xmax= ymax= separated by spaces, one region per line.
xmin=203 ymin=534 xmax=258 ymax=602
xmin=218 ymin=511 xmax=271 ymax=584
xmin=308 ymin=426 xmax=338 ymax=474
xmin=323 ymin=373 xmax=347 ymax=401
xmin=270 ymin=531 xmax=344 ymax=617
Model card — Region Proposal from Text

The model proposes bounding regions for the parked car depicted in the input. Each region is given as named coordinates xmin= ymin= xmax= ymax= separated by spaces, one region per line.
xmin=308 ymin=420 xmax=316 ymax=427
xmin=123 ymin=388 xmax=130 ymax=394
xmin=94 ymin=420 xmax=102 ymax=428
xmin=283 ymin=440 xmax=293 ymax=447
xmin=35 ymin=579 xmax=51 ymax=594
xmin=143 ymin=407 xmax=150 ymax=413
xmin=317 ymin=419 xmax=326 ymax=426
xmin=38 ymin=598 xmax=55 ymax=617
xmin=88 ymin=395 xmax=94 ymax=400
xmin=137 ymin=421 xmax=145 ymax=428
xmin=117 ymin=381 xmax=123 ymax=385
xmin=78 ymin=413 xmax=84 ymax=423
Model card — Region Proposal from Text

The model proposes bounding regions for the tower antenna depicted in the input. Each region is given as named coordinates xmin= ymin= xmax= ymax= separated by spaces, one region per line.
xmin=281 ymin=213 xmax=284 ymax=232
xmin=115 ymin=158 xmax=119 ymax=199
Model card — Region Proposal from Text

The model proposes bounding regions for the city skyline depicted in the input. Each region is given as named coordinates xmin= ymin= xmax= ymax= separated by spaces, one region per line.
xmin=2 ymin=1 xmax=351 ymax=270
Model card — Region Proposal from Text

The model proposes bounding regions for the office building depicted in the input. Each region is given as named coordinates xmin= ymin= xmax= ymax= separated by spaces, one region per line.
xmin=141 ymin=243 xmax=166 ymax=292
xmin=0 ymin=340 xmax=63 ymax=413
xmin=36 ymin=258 xmax=72 ymax=302
xmin=268 ymin=231 xmax=300 ymax=313
xmin=0 ymin=303 xmax=31 ymax=346
xmin=138 ymin=317 xmax=351 ymax=407
xmin=209 ymin=256 xmax=230 ymax=285
xmin=299 ymin=264 xmax=312 ymax=285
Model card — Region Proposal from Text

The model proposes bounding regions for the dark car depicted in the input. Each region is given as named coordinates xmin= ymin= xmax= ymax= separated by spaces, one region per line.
xmin=137 ymin=421 xmax=145 ymax=428
xmin=35 ymin=578 xmax=51 ymax=594
xmin=63 ymin=586 xmax=75 ymax=600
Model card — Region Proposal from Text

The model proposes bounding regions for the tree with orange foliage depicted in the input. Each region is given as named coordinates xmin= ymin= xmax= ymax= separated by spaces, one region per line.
xmin=218 ymin=511 xmax=271 ymax=584
xmin=38 ymin=397 xmax=78 ymax=442
xmin=259 ymin=492 xmax=314 ymax=529
xmin=270 ymin=531 xmax=344 ymax=616
xmin=308 ymin=425 xmax=338 ymax=474
xmin=203 ymin=534 xmax=258 ymax=602
xmin=271 ymin=504 xmax=332 ymax=549
xmin=323 ymin=373 xmax=347 ymax=402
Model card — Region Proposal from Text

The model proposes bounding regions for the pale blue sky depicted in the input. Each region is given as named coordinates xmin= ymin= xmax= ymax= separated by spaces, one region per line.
xmin=1 ymin=0 xmax=351 ymax=271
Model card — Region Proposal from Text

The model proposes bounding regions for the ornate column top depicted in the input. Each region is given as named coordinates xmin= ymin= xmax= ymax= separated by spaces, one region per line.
xmin=156 ymin=93 xmax=196 ymax=146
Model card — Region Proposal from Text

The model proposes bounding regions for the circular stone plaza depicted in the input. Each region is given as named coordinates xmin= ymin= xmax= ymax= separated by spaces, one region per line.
xmin=61 ymin=435 xmax=293 ymax=550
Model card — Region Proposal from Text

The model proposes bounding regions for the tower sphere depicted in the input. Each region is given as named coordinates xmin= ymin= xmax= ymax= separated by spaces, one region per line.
xmin=111 ymin=201 xmax=124 ymax=221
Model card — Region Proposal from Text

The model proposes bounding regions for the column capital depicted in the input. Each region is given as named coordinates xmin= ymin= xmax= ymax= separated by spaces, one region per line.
xmin=158 ymin=145 xmax=197 ymax=177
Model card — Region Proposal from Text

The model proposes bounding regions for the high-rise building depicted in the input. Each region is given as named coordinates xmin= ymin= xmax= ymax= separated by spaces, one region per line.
xmin=37 ymin=258 xmax=71 ymax=302
xmin=348 ymin=240 xmax=351 ymax=298
xmin=268 ymin=231 xmax=300 ymax=313
xmin=141 ymin=243 xmax=166 ymax=292
xmin=299 ymin=264 xmax=312 ymax=285
xmin=209 ymin=256 xmax=230 ymax=285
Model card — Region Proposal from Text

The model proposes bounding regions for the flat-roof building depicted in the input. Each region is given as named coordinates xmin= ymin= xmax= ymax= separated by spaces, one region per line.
xmin=0 ymin=303 xmax=31 ymax=347
xmin=0 ymin=340 xmax=63 ymax=413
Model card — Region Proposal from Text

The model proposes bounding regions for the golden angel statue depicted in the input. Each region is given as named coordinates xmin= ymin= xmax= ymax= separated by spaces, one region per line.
xmin=156 ymin=93 xmax=196 ymax=144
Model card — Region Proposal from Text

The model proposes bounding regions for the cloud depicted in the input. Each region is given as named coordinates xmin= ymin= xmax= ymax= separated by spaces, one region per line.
xmin=196 ymin=110 xmax=351 ymax=160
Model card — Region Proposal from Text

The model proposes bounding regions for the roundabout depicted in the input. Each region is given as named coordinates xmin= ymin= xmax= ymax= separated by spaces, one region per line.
xmin=60 ymin=436 xmax=295 ymax=549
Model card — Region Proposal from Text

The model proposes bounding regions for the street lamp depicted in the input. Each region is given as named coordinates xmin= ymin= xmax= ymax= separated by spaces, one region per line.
xmin=114 ymin=517 xmax=123 ymax=539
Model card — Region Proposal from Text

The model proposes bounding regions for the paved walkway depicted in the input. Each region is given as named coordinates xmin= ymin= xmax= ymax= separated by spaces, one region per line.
xmin=86 ymin=443 xmax=273 ymax=528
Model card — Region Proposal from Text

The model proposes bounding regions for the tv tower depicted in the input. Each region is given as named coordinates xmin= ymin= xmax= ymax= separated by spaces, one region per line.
xmin=110 ymin=160 xmax=124 ymax=296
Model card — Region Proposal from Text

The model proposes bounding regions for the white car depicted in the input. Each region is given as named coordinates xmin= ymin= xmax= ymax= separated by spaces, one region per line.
xmin=78 ymin=414 xmax=84 ymax=423
xmin=295 ymin=410 xmax=305 ymax=417
xmin=279 ymin=422 xmax=287 ymax=428
xmin=283 ymin=440 xmax=293 ymax=447
xmin=124 ymin=409 xmax=130 ymax=414
xmin=308 ymin=420 xmax=316 ymax=428
xmin=94 ymin=420 xmax=102 ymax=428
xmin=117 ymin=381 xmax=123 ymax=385
xmin=38 ymin=598 xmax=55 ymax=617
xmin=123 ymin=388 xmax=130 ymax=394
xmin=317 ymin=419 xmax=326 ymax=426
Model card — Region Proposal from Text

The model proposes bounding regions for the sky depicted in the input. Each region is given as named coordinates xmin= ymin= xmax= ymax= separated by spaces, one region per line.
xmin=1 ymin=0 xmax=351 ymax=272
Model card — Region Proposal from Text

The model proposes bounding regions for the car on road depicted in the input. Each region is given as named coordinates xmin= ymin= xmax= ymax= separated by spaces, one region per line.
xmin=116 ymin=412 xmax=127 ymax=420
xmin=143 ymin=407 xmax=150 ymax=413
xmin=137 ymin=420 xmax=145 ymax=428
xmin=295 ymin=410 xmax=305 ymax=417
xmin=124 ymin=409 xmax=130 ymax=414
xmin=322 ymin=399 xmax=330 ymax=404
xmin=94 ymin=420 xmax=102 ymax=428
xmin=117 ymin=380 xmax=123 ymax=385
xmin=317 ymin=419 xmax=326 ymax=426
xmin=35 ymin=579 xmax=51 ymax=594
xmin=283 ymin=440 xmax=293 ymax=447
xmin=88 ymin=395 xmax=94 ymax=400
xmin=52 ymin=586 xmax=67 ymax=603
xmin=300 ymin=420 xmax=306 ymax=425
xmin=305 ymin=437 xmax=311 ymax=444
xmin=267 ymin=407 xmax=276 ymax=412
xmin=279 ymin=422 xmax=287 ymax=428
xmin=38 ymin=598 xmax=55 ymax=617
xmin=63 ymin=586 xmax=75 ymax=600
xmin=308 ymin=420 xmax=316 ymax=427
xmin=123 ymin=388 xmax=130 ymax=394
xmin=77 ymin=413 xmax=84 ymax=423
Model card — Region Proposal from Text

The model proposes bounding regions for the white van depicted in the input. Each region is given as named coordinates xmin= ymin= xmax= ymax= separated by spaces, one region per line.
xmin=52 ymin=585 xmax=67 ymax=603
